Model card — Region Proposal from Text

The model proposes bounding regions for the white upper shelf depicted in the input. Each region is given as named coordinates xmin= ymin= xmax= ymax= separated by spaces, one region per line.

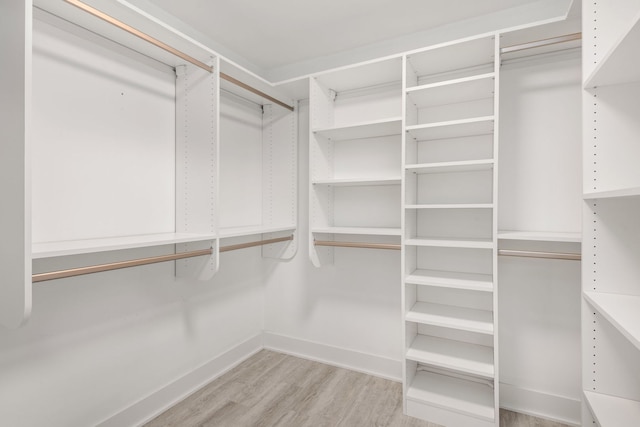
xmin=312 ymin=118 xmax=402 ymax=141
xmin=406 ymin=73 xmax=495 ymax=109
xmin=584 ymin=291 xmax=640 ymax=352
xmin=32 ymin=232 xmax=217 ymax=259
xmin=498 ymin=230 xmax=581 ymax=243
xmin=406 ymin=159 xmax=494 ymax=174
xmin=314 ymin=57 xmax=402 ymax=93
xmin=406 ymin=116 xmax=494 ymax=141
xmin=584 ymin=11 xmax=640 ymax=88
xmin=312 ymin=227 xmax=401 ymax=236
xmin=312 ymin=177 xmax=401 ymax=186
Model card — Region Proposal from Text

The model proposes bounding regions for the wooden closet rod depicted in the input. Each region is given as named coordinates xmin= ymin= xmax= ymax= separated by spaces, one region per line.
xmin=498 ymin=249 xmax=581 ymax=261
xmin=32 ymin=248 xmax=213 ymax=283
xmin=64 ymin=0 xmax=294 ymax=112
xmin=220 ymin=235 xmax=294 ymax=252
xmin=314 ymin=240 xmax=401 ymax=250
xmin=501 ymin=32 xmax=582 ymax=54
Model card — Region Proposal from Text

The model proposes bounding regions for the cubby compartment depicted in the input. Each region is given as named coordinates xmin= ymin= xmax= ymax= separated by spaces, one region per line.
xmin=405 ymin=133 xmax=494 ymax=165
xmin=405 ymin=207 xmax=493 ymax=245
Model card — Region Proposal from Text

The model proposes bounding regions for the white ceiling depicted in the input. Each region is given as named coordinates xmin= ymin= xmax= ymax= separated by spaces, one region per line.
xmin=140 ymin=0 xmax=550 ymax=70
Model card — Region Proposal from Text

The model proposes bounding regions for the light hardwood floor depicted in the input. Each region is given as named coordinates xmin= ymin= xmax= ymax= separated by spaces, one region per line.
xmin=145 ymin=350 xmax=571 ymax=427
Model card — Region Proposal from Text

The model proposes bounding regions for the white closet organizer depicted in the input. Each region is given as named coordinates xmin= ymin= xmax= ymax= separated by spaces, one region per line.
xmin=0 ymin=0 xmax=296 ymax=328
xmin=402 ymin=35 xmax=500 ymax=427
xmin=582 ymin=0 xmax=640 ymax=425
xmin=309 ymin=58 xmax=403 ymax=267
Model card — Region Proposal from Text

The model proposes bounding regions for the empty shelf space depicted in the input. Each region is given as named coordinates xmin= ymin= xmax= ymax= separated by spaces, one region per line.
xmin=406 ymin=204 xmax=493 ymax=210
xmin=406 ymin=302 xmax=494 ymax=335
xmin=312 ymin=117 xmax=402 ymax=141
xmin=406 ymin=73 xmax=495 ymax=109
xmin=406 ymin=116 xmax=494 ymax=141
xmin=407 ymin=335 xmax=494 ymax=378
xmin=312 ymin=227 xmax=401 ymax=236
xmin=312 ymin=177 xmax=401 ymax=186
xmin=405 ymin=269 xmax=493 ymax=292
xmin=32 ymin=232 xmax=217 ymax=259
xmin=406 ymin=159 xmax=494 ymax=174
xmin=584 ymin=291 xmax=640 ymax=351
xmin=219 ymin=225 xmax=296 ymax=239
xmin=584 ymin=390 xmax=640 ymax=427
xmin=407 ymin=370 xmax=495 ymax=422
xmin=405 ymin=237 xmax=493 ymax=249
xmin=497 ymin=230 xmax=581 ymax=243
xmin=584 ymin=11 xmax=640 ymax=88
xmin=584 ymin=186 xmax=640 ymax=200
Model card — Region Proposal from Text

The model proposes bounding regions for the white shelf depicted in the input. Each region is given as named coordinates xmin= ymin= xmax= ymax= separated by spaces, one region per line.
xmin=219 ymin=225 xmax=296 ymax=239
xmin=312 ymin=177 xmax=401 ymax=186
xmin=406 ymin=204 xmax=493 ymax=210
xmin=406 ymin=159 xmax=494 ymax=174
xmin=314 ymin=57 xmax=401 ymax=93
xmin=407 ymin=335 xmax=494 ymax=378
xmin=312 ymin=117 xmax=402 ymax=141
xmin=584 ymin=291 xmax=640 ymax=352
xmin=406 ymin=116 xmax=494 ymax=141
xmin=32 ymin=233 xmax=217 ymax=259
xmin=406 ymin=73 xmax=495 ymax=109
xmin=584 ymin=186 xmax=640 ymax=200
xmin=405 ymin=269 xmax=493 ymax=293
xmin=498 ymin=230 xmax=581 ymax=243
xmin=584 ymin=390 xmax=640 ymax=427
xmin=406 ymin=301 xmax=494 ymax=335
xmin=584 ymin=11 xmax=640 ymax=88
xmin=405 ymin=237 xmax=493 ymax=249
xmin=312 ymin=227 xmax=401 ymax=236
xmin=407 ymin=370 xmax=495 ymax=422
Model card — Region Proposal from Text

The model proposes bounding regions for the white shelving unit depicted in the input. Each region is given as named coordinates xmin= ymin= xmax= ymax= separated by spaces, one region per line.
xmin=309 ymin=57 xmax=403 ymax=266
xmin=582 ymin=0 xmax=640 ymax=424
xmin=0 ymin=0 xmax=297 ymax=328
xmin=402 ymin=35 xmax=499 ymax=426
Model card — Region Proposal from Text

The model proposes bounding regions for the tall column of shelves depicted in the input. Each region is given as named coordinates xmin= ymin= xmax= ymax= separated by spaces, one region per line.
xmin=582 ymin=1 xmax=640 ymax=425
xmin=402 ymin=35 xmax=499 ymax=426
xmin=308 ymin=58 xmax=403 ymax=267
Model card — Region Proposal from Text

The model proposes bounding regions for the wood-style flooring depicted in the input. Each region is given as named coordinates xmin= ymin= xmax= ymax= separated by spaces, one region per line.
xmin=144 ymin=350 xmax=571 ymax=427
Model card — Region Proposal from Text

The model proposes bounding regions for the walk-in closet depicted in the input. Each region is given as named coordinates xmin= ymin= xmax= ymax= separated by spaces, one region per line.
xmin=1 ymin=0 xmax=638 ymax=426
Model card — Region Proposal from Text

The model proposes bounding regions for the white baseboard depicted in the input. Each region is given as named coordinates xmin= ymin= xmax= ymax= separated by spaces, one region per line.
xmin=263 ymin=331 xmax=402 ymax=382
xmin=97 ymin=334 xmax=263 ymax=427
xmin=500 ymin=382 xmax=581 ymax=427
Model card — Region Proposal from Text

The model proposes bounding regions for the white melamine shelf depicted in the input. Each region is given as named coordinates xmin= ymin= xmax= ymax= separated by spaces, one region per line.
xmin=407 ymin=370 xmax=495 ymax=422
xmin=312 ymin=117 xmax=402 ymax=141
xmin=406 ymin=159 xmax=494 ymax=174
xmin=584 ymin=390 xmax=640 ymax=427
xmin=584 ymin=291 xmax=640 ymax=351
xmin=406 ymin=116 xmax=494 ymax=141
xmin=405 ymin=269 xmax=493 ymax=293
xmin=218 ymin=225 xmax=296 ymax=239
xmin=498 ymin=230 xmax=581 ymax=243
xmin=406 ymin=204 xmax=493 ymax=210
xmin=584 ymin=11 xmax=640 ymax=88
xmin=312 ymin=177 xmax=401 ymax=186
xmin=312 ymin=227 xmax=401 ymax=236
xmin=315 ymin=57 xmax=401 ymax=93
xmin=406 ymin=301 xmax=494 ymax=335
xmin=32 ymin=233 xmax=217 ymax=259
xmin=407 ymin=335 xmax=494 ymax=378
xmin=584 ymin=186 xmax=640 ymax=200
xmin=406 ymin=73 xmax=495 ymax=109
xmin=405 ymin=237 xmax=493 ymax=249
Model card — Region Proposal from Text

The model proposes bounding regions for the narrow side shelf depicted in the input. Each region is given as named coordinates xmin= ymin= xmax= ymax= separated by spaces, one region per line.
xmin=405 ymin=269 xmax=493 ymax=292
xmin=584 ymin=390 xmax=640 ymax=427
xmin=405 ymin=238 xmax=494 ymax=249
xmin=32 ymin=233 xmax=217 ymax=259
xmin=406 ymin=301 xmax=494 ymax=335
xmin=406 ymin=116 xmax=494 ymax=141
xmin=407 ymin=371 xmax=495 ymax=422
xmin=406 ymin=159 xmax=494 ymax=174
xmin=407 ymin=335 xmax=494 ymax=378
xmin=406 ymin=204 xmax=493 ymax=209
xmin=497 ymin=230 xmax=581 ymax=243
xmin=584 ymin=11 xmax=640 ymax=88
xmin=584 ymin=186 xmax=640 ymax=200
xmin=584 ymin=291 xmax=640 ymax=351
xmin=312 ymin=117 xmax=402 ymax=141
